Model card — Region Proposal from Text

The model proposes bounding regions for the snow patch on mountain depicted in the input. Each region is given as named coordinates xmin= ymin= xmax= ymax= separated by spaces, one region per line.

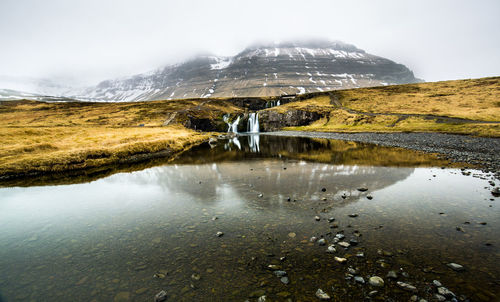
xmin=210 ymin=57 xmax=232 ymax=70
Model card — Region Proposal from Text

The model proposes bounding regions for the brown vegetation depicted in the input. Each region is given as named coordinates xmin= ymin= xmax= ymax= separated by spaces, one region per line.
xmin=0 ymin=98 xmax=244 ymax=180
xmin=280 ymin=77 xmax=500 ymax=137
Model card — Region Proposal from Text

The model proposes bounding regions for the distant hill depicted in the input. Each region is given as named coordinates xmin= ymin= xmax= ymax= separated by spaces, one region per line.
xmin=0 ymin=40 xmax=422 ymax=102
xmin=80 ymin=40 xmax=421 ymax=101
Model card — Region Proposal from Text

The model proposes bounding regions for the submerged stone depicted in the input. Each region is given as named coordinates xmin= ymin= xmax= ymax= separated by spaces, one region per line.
xmin=280 ymin=276 xmax=290 ymax=285
xmin=334 ymin=256 xmax=347 ymax=263
xmin=397 ymin=281 xmax=418 ymax=292
xmin=447 ymin=263 xmax=464 ymax=271
xmin=315 ymin=288 xmax=331 ymax=300
xmin=369 ymin=276 xmax=384 ymax=287
xmin=386 ymin=270 xmax=398 ymax=279
xmin=326 ymin=245 xmax=336 ymax=253
xmin=154 ymin=290 xmax=167 ymax=302
xmin=437 ymin=287 xmax=455 ymax=298
xmin=338 ymin=242 xmax=350 ymax=249
xmin=274 ymin=270 xmax=287 ymax=277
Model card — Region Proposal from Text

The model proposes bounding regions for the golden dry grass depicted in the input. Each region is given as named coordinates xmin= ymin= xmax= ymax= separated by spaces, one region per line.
xmin=266 ymin=95 xmax=334 ymax=114
xmin=0 ymin=125 xmax=210 ymax=177
xmin=0 ymin=98 xmax=242 ymax=127
xmin=336 ymin=77 xmax=500 ymax=121
xmin=0 ymin=99 xmax=242 ymax=179
xmin=280 ymin=77 xmax=500 ymax=137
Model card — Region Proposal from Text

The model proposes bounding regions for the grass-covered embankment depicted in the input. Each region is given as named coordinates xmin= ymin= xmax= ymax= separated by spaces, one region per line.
xmin=0 ymin=98 xmax=243 ymax=181
xmin=273 ymin=77 xmax=500 ymax=137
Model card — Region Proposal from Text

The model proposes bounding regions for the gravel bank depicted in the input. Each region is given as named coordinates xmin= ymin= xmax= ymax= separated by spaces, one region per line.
xmin=263 ymin=131 xmax=500 ymax=178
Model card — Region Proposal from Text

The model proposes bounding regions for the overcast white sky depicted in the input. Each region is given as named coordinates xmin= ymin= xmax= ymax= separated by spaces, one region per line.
xmin=0 ymin=0 xmax=499 ymax=86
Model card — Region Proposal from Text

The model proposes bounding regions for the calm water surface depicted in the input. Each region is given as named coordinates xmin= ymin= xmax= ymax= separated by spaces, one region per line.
xmin=0 ymin=135 xmax=498 ymax=301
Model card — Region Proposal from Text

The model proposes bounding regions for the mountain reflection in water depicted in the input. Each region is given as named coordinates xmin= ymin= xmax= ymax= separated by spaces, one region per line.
xmin=0 ymin=135 xmax=498 ymax=301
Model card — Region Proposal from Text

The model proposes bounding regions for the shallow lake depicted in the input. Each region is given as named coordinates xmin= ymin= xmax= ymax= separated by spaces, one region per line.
xmin=0 ymin=135 xmax=498 ymax=301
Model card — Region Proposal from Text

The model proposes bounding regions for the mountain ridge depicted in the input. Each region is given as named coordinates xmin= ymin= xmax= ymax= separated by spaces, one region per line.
xmin=2 ymin=40 xmax=422 ymax=102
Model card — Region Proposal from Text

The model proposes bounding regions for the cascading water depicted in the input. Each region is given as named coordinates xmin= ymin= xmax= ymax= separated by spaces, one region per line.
xmin=230 ymin=116 xmax=240 ymax=133
xmin=265 ymin=100 xmax=281 ymax=108
xmin=223 ymin=115 xmax=241 ymax=133
xmin=247 ymin=112 xmax=259 ymax=133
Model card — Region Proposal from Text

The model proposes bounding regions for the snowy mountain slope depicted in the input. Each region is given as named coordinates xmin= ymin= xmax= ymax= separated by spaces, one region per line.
xmin=2 ymin=40 xmax=422 ymax=102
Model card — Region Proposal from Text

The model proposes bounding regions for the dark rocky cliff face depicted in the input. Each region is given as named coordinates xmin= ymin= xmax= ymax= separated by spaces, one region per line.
xmin=81 ymin=40 xmax=421 ymax=102
xmin=258 ymin=110 xmax=323 ymax=132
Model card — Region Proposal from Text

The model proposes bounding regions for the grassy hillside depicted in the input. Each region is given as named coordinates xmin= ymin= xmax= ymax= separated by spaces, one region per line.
xmin=275 ymin=77 xmax=500 ymax=136
xmin=0 ymin=76 xmax=498 ymax=182
xmin=0 ymin=98 xmax=245 ymax=181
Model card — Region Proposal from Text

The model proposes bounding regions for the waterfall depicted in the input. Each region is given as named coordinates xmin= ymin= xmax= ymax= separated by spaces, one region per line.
xmin=223 ymin=115 xmax=241 ymax=133
xmin=247 ymin=112 xmax=259 ymax=133
xmin=230 ymin=116 xmax=240 ymax=133
xmin=265 ymin=100 xmax=281 ymax=108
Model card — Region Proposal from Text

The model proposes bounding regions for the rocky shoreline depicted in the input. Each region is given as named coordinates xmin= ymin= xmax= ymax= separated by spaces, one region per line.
xmin=262 ymin=131 xmax=500 ymax=179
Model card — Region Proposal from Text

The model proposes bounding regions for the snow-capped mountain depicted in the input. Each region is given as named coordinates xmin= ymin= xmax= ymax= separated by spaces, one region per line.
xmin=1 ymin=40 xmax=422 ymax=102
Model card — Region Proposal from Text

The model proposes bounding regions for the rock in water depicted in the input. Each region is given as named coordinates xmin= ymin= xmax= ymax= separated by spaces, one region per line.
xmin=386 ymin=270 xmax=398 ymax=279
xmin=434 ymin=294 xmax=446 ymax=301
xmin=274 ymin=270 xmax=287 ymax=277
xmin=437 ymin=287 xmax=455 ymax=298
xmin=338 ymin=242 xmax=350 ymax=249
xmin=315 ymin=289 xmax=331 ymax=300
xmin=357 ymin=187 xmax=368 ymax=192
xmin=326 ymin=245 xmax=336 ymax=253
xmin=334 ymin=256 xmax=347 ymax=263
xmin=491 ymin=187 xmax=500 ymax=197
xmin=397 ymin=281 xmax=418 ymax=293
xmin=335 ymin=233 xmax=345 ymax=240
xmin=447 ymin=263 xmax=464 ymax=271
xmin=318 ymin=238 xmax=326 ymax=246
xmin=154 ymin=290 xmax=167 ymax=302
xmin=216 ymin=231 xmax=224 ymax=237
xmin=369 ymin=276 xmax=384 ymax=287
